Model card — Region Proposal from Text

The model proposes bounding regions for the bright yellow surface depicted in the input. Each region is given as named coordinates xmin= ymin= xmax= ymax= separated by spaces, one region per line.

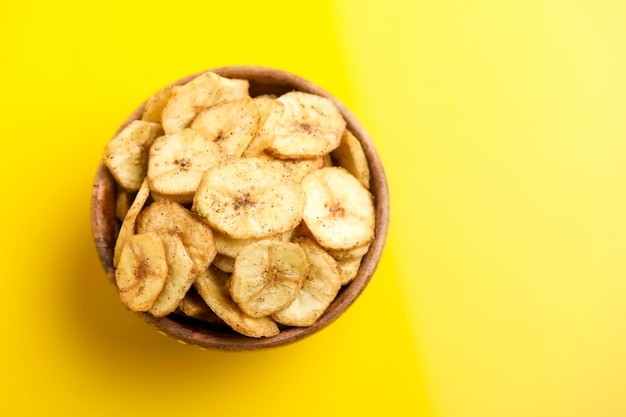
xmin=2 ymin=1 xmax=626 ymax=416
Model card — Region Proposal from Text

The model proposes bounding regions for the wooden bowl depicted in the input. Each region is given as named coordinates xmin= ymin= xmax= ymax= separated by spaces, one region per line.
xmin=91 ymin=66 xmax=390 ymax=350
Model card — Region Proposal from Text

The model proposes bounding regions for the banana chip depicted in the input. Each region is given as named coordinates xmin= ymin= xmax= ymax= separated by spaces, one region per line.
xmin=337 ymin=256 xmax=363 ymax=285
xmin=190 ymin=97 xmax=260 ymax=160
xmin=115 ymin=188 xmax=134 ymax=222
xmin=193 ymin=157 xmax=305 ymax=239
xmin=195 ymin=266 xmax=280 ymax=338
xmin=230 ymin=240 xmax=309 ymax=318
xmin=213 ymin=229 xmax=291 ymax=259
xmin=331 ymin=129 xmax=370 ymax=189
xmin=302 ymin=167 xmax=375 ymax=251
xmin=267 ymin=91 xmax=346 ymax=159
xmin=113 ymin=179 xmax=151 ymax=267
xmin=115 ymin=232 xmax=168 ymax=312
xmin=136 ymin=200 xmax=217 ymax=315
xmin=242 ymin=96 xmax=284 ymax=157
xmin=146 ymin=234 xmax=196 ymax=317
xmin=212 ymin=253 xmax=235 ymax=273
xmin=161 ymin=72 xmax=249 ymax=134
xmin=212 ymin=76 xmax=250 ymax=106
xmin=272 ymin=236 xmax=341 ymax=326
xmin=257 ymin=151 xmax=325 ymax=183
xmin=177 ymin=287 xmax=227 ymax=326
xmin=103 ymin=120 xmax=163 ymax=191
xmin=136 ymin=199 xmax=217 ymax=273
xmin=147 ymin=128 xmax=221 ymax=204
xmin=328 ymin=242 xmax=371 ymax=261
xmin=142 ymin=85 xmax=176 ymax=123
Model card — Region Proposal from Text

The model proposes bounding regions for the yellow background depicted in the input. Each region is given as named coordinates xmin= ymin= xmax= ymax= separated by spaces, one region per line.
xmin=2 ymin=1 xmax=626 ymax=416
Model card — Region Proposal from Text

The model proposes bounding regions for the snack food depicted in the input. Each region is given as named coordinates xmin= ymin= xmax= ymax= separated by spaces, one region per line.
xmin=272 ymin=236 xmax=342 ymax=327
xmin=230 ymin=240 xmax=309 ymax=318
xmin=100 ymin=70 xmax=376 ymax=339
xmin=301 ymin=167 xmax=375 ymax=251
xmin=103 ymin=120 xmax=163 ymax=191
xmin=147 ymin=128 xmax=221 ymax=204
xmin=115 ymin=232 xmax=169 ymax=311
xmin=193 ymin=157 xmax=306 ymax=239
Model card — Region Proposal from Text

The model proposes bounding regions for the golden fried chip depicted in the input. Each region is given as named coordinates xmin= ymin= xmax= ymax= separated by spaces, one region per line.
xmin=161 ymin=72 xmax=249 ymax=134
xmin=115 ymin=232 xmax=168 ymax=311
xmin=301 ymin=167 xmax=375 ymax=251
xmin=147 ymin=128 xmax=221 ymax=204
xmin=242 ymin=96 xmax=284 ymax=157
xmin=115 ymin=188 xmax=134 ymax=222
xmin=212 ymin=253 xmax=235 ymax=273
xmin=256 ymin=151 xmax=325 ymax=183
xmin=177 ymin=287 xmax=227 ymax=326
xmin=194 ymin=266 xmax=280 ymax=338
xmin=141 ymin=85 xmax=176 ymax=123
xmin=230 ymin=241 xmax=308 ymax=318
xmin=113 ymin=179 xmax=151 ymax=267
xmin=190 ymin=97 xmax=260 ymax=160
xmin=337 ymin=256 xmax=363 ymax=285
xmin=331 ymin=129 xmax=370 ymax=189
xmin=328 ymin=242 xmax=371 ymax=261
xmin=103 ymin=120 xmax=163 ymax=191
xmin=267 ymin=91 xmax=346 ymax=159
xmin=161 ymin=72 xmax=219 ymax=134
xmin=272 ymin=236 xmax=341 ymax=326
xmin=193 ymin=157 xmax=305 ymax=239
xmin=136 ymin=199 xmax=217 ymax=273
xmin=212 ymin=76 xmax=250 ymax=106
xmin=213 ymin=228 xmax=292 ymax=259
xmin=146 ymin=234 xmax=196 ymax=317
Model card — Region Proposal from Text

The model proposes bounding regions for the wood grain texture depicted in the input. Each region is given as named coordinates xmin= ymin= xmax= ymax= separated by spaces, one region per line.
xmin=91 ymin=66 xmax=390 ymax=350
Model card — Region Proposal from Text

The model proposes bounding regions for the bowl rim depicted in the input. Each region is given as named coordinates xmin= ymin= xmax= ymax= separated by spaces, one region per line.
xmin=91 ymin=65 xmax=390 ymax=350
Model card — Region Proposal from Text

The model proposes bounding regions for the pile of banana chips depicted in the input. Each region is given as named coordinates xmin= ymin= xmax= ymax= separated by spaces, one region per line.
xmin=103 ymin=71 xmax=375 ymax=338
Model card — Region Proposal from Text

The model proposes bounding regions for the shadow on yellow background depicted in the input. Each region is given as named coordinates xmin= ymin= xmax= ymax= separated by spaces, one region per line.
xmin=50 ymin=193 xmax=427 ymax=415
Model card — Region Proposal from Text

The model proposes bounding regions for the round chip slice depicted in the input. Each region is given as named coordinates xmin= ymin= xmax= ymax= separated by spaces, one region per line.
xmin=193 ymin=157 xmax=305 ymax=239
xmin=146 ymin=234 xmax=196 ymax=317
xmin=328 ymin=242 xmax=371 ymax=261
xmin=337 ymin=256 xmax=363 ymax=285
xmin=194 ymin=266 xmax=280 ymax=338
xmin=115 ymin=232 xmax=168 ymax=312
xmin=242 ymin=96 xmax=284 ymax=157
xmin=212 ymin=254 xmax=235 ymax=273
xmin=266 ymin=91 xmax=346 ymax=159
xmin=331 ymin=129 xmax=371 ymax=189
xmin=161 ymin=72 xmax=250 ymax=135
xmin=115 ymin=188 xmax=134 ymax=222
xmin=177 ymin=287 xmax=227 ymax=327
xmin=103 ymin=120 xmax=164 ymax=191
xmin=301 ymin=167 xmax=375 ymax=251
xmin=136 ymin=199 xmax=217 ymax=273
xmin=136 ymin=200 xmax=218 ymax=316
xmin=113 ymin=179 xmax=151 ymax=267
xmin=213 ymin=228 xmax=293 ymax=259
xmin=190 ymin=97 xmax=260 ymax=160
xmin=272 ymin=236 xmax=342 ymax=327
xmin=230 ymin=240 xmax=309 ymax=318
xmin=161 ymin=72 xmax=219 ymax=134
xmin=257 ymin=151 xmax=325 ymax=183
xmin=141 ymin=85 xmax=176 ymax=123
xmin=147 ymin=128 xmax=221 ymax=204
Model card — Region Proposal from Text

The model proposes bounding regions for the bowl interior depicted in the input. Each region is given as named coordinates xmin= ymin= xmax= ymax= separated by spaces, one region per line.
xmin=91 ymin=66 xmax=390 ymax=350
